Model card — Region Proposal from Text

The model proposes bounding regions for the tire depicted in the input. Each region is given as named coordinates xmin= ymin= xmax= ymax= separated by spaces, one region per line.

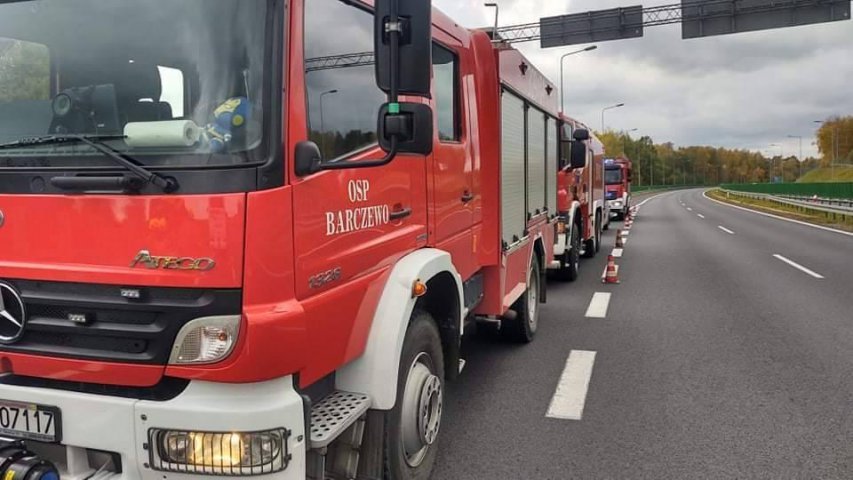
xmin=556 ymin=222 xmax=581 ymax=282
xmin=582 ymin=213 xmax=600 ymax=258
xmin=594 ymin=212 xmax=602 ymax=253
xmin=385 ymin=311 xmax=444 ymax=480
xmin=502 ymin=258 xmax=540 ymax=343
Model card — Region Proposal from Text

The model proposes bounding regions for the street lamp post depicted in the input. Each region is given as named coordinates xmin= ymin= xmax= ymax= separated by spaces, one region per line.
xmin=788 ymin=134 xmax=803 ymax=178
xmin=319 ymin=89 xmax=339 ymax=155
xmin=769 ymin=144 xmax=783 ymax=183
xmin=559 ymin=46 xmax=598 ymax=113
xmin=484 ymin=3 xmax=499 ymax=38
xmin=601 ymin=103 xmax=625 ymax=132
xmin=623 ymin=128 xmax=638 ymax=184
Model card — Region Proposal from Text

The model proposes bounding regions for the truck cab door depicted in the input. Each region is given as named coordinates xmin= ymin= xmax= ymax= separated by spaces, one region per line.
xmin=288 ymin=0 xmax=429 ymax=383
xmin=430 ymin=37 xmax=478 ymax=278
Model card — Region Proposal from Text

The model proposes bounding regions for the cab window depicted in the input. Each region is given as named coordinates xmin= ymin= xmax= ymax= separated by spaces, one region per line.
xmin=433 ymin=44 xmax=460 ymax=142
xmin=304 ymin=0 xmax=386 ymax=160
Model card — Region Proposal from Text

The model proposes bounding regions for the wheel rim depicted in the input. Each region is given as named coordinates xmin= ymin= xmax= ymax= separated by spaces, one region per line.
xmin=527 ymin=269 xmax=538 ymax=330
xmin=400 ymin=352 xmax=442 ymax=468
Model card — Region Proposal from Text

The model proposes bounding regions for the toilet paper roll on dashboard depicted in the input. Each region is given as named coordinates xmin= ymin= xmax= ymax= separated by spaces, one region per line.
xmin=124 ymin=120 xmax=201 ymax=148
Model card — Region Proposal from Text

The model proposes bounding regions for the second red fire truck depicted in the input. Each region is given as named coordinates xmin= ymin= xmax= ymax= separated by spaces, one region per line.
xmin=0 ymin=0 xmax=593 ymax=479
xmin=550 ymin=115 xmax=609 ymax=281
xmin=605 ymin=156 xmax=633 ymax=220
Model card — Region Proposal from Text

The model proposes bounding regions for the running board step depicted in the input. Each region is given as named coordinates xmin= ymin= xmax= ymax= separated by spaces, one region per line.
xmin=309 ymin=391 xmax=372 ymax=449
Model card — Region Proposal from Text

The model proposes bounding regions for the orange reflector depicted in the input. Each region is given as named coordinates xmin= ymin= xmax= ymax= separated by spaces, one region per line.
xmin=557 ymin=222 xmax=567 ymax=234
xmin=412 ymin=280 xmax=428 ymax=298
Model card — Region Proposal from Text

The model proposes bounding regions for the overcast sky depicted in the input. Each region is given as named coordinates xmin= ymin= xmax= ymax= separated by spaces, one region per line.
xmin=433 ymin=0 xmax=853 ymax=158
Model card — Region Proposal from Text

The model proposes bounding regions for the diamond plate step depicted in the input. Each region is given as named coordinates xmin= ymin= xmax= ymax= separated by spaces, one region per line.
xmin=309 ymin=391 xmax=371 ymax=449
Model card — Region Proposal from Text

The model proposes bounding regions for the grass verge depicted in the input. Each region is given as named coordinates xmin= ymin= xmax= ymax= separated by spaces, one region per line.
xmin=798 ymin=166 xmax=853 ymax=183
xmin=707 ymin=189 xmax=853 ymax=233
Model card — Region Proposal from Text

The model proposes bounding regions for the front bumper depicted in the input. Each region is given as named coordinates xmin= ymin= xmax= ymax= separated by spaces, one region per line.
xmin=0 ymin=377 xmax=307 ymax=480
xmin=607 ymin=200 xmax=624 ymax=215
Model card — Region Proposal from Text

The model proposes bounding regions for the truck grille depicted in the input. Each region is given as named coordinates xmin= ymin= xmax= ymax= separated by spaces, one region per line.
xmin=0 ymin=279 xmax=241 ymax=365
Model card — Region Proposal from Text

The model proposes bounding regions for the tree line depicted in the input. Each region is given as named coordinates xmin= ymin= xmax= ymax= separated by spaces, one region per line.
xmin=596 ymin=117 xmax=853 ymax=187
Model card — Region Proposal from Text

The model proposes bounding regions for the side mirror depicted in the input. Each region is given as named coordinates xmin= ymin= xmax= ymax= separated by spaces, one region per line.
xmin=570 ymin=141 xmax=588 ymax=170
xmin=294 ymin=141 xmax=322 ymax=177
xmin=573 ymin=128 xmax=590 ymax=142
xmin=375 ymin=0 xmax=432 ymax=97
xmin=378 ymin=102 xmax=433 ymax=155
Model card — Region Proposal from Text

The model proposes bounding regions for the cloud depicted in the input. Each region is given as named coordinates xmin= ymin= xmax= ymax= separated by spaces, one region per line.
xmin=433 ymin=0 xmax=853 ymax=157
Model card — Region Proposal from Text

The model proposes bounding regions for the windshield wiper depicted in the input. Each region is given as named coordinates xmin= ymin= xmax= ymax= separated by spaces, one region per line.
xmin=0 ymin=134 xmax=179 ymax=193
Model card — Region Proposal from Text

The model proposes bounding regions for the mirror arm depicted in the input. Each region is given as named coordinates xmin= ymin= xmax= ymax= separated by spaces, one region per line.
xmin=319 ymin=3 xmax=404 ymax=173
xmin=318 ymin=137 xmax=399 ymax=171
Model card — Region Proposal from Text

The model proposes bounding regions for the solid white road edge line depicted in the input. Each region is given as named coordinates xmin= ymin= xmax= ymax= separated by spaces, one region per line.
xmin=702 ymin=190 xmax=853 ymax=238
xmin=773 ymin=254 xmax=825 ymax=279
xmin=546 ymin=350 xmax=597 ymax=421
xmin=718 ymin=226 xmax=735 ymax=235
xmin=585 ymin=292 xmax=612 ymax=318
xmin=636 ymin=191 xmax=670 ymax=207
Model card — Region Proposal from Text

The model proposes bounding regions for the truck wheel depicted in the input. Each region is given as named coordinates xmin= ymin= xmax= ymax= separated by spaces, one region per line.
xmin=556 ymin=222 xmax=581 ymax=282
xmin=594 ymin=212 xmax=602 ymax=253
xmin=502 ymin=258 xmax=540 ymax=343
xmin=385 ymin=311 xmax=444 ymax=480
xmin=582 ymin=213 xmax=600 ymax=258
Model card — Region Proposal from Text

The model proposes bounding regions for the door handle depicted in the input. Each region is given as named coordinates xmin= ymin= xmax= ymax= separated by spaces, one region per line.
xmin=389 ymin=207 xmax=413 ymax=221
xmin=461 ymin=191 xmax=474 ymax=203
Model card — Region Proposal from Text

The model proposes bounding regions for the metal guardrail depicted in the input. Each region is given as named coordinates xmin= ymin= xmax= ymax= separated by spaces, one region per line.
xmin=720 ymin=182 xmax=853 ymax=200
xmin=776 ymin=195 xmax=853 ymax=212
xmin=720 ymin=189 xmax=853 ymax=219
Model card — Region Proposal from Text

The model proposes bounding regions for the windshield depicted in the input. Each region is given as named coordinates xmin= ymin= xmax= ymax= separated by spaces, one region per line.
xmin=0 ymin=0 xmax=269 ymax=167
xmin=605 ymin=168 xmax=623 ymax=185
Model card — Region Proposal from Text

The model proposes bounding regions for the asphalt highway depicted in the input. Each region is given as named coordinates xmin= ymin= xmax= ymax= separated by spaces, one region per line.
xmin=434 ymin=188 xmax=853 ymax=479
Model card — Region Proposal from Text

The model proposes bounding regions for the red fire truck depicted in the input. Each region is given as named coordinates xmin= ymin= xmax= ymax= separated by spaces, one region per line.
xmin=0 ymin=0 xmax=591 ymax=479
xmin=550 ymin=115 xmax=609 ymax=281
xmin=605 ymin=157 xmax=633 ymax=220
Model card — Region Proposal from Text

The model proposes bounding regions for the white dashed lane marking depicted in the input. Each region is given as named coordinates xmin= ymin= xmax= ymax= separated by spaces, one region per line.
xmin=546 ymin=350 xmax=597 ymax=421
xmin=697 ymin=214 xmax=705 ymax=219
xmin=773 ymin=254 xmax=825 ymax=279
xmin=612 ymin=248 xmax=623 ymax=258
xmin=585 ymin=292 xmax=612 ymax=319
xmin=718 ymin=226 xmax=735 ymax=235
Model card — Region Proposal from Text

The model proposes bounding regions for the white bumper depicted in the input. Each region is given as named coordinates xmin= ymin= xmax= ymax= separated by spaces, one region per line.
xmin=607 ymin=198 xmax=626 ymax=216
xmin=1 ymin=377 xmax=307 ymax=480
xmin=552 ymin=232 xmax=568 ymax=258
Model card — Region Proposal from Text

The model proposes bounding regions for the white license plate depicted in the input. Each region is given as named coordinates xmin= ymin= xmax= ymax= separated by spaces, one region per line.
xmin=0 ymin=400 xmax=61 ymax=442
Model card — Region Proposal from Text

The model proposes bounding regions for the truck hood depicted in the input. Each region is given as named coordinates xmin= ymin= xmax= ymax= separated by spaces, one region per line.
xmin=0 ymin=194 xmax=246 ymax=288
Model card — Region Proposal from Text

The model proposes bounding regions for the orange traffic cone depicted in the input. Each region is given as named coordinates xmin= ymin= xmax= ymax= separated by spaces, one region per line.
xmin=602 ymin=255 xmax=620 ymax=284
xmin=615 ymin=230 xmax=624 ymax=248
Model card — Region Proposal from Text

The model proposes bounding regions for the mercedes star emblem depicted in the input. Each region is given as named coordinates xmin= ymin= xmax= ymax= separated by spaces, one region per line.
xmin=0 ymin=282 xmax=27 ymax=345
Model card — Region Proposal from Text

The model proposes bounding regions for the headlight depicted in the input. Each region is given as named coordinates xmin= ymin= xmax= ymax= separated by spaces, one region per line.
xmin=169 ymin=315 xmax=240 ymax=365
xmin=150 ymin=428 xmax=290 ymax=475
